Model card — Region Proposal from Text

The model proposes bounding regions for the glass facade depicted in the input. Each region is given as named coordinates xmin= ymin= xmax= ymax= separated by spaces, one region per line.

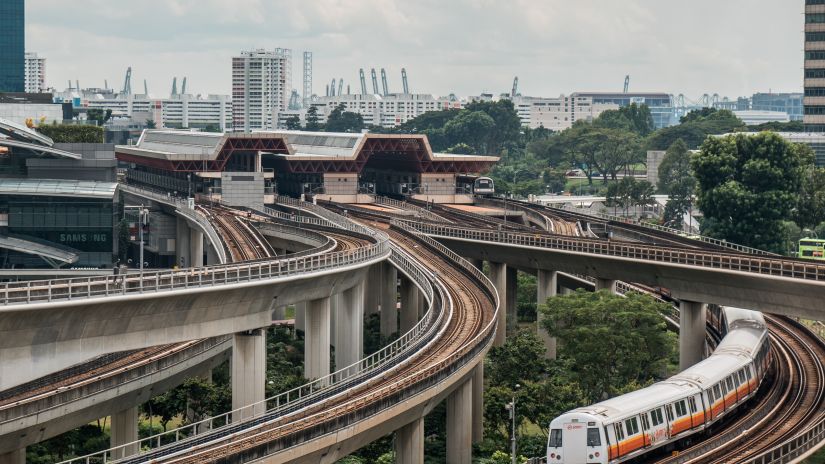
xmin=0 ymin=0 xmax=25 ymax=92
xmin=577 ymin=93 xmax=676 ymax=129
xmin=751 ymin=93 xmax=803 ymax=121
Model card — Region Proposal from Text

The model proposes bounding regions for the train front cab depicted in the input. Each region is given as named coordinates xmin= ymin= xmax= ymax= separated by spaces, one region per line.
xmin=548 ymin=413 xmax=608 ymax=464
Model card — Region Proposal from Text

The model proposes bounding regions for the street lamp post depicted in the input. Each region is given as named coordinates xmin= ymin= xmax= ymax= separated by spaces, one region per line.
xmin=124 ymin=206 xmax=149 ymax=274
xmin=506 ymin=383 xmax=521 ymax=464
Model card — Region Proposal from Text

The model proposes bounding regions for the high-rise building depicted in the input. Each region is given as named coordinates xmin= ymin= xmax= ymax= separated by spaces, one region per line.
xmin=0 ymin=0 xmax=25 ymax=92
xmin=24 ymin=52 xmax=46 ymax=93
xmin=232 ymin=48 xmax=292 ymax=132
xmin=805 ymin=0 xmax=825 ymax=131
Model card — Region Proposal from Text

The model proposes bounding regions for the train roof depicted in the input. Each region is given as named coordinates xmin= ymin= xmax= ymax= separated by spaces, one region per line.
xmin=564 ymin=381 xmax=699 ymax=425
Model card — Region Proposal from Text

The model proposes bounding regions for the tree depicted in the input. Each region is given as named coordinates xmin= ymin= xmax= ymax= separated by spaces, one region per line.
xmin=750 ymin=120 xmax=805 ymax=133
xmin=795 ymin=166 xmax=825 ymax=230
xmin=305 ymin=106 xmax=322 ymax=131
xmin=37 ymin=124 xmax=104 ymax=143
xmin=86 ymin=108 xmax=112 ymax=125
xmin=647 ymin=109 xmax=746 ymax=150
xmin=539 ymin=290 xmax=675 ymax=402
xmin=145 ymin=119 xmax=157 ymax=129
xmin=284 ymin=115 xmax=302 ymax=130
xmin=593 ymin=129 xmax=644 ymax=181
xmin=463 ymin=99 xmax=522 ymax=154
xmin=325 ymin=104 xmax=364 ymax=133
xmin=692 ymin=132 xmax=814 ymax=253
xmin=594 ymin=103 xmax=654 ymax=136
xmin=658 ymin=139 xmax=696 ymax=229
xmin=444 ymin=110 xmax=496 ymax=154
xmin=203 ymin=123 xmax=221 ymax=133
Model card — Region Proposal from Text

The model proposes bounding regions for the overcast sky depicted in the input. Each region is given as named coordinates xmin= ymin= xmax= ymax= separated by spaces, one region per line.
xmin=27 ymin=0 xmax=805 ymax=101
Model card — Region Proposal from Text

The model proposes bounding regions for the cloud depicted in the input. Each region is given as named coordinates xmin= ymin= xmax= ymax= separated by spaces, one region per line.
xmin=26 ymin=0 xmax=804 ymax=99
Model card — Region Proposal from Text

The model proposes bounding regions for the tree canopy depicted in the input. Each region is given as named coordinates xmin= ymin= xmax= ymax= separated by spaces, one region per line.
xmin=648 ymin=108 xmax=745 ymax=150
xmin=325 ymin=104 xmax=364 ymax=133
xmin=37 ymin=124 xmax=104 ymax=143
xmin=692 ymin=132 xmax=814 ymax=253
xmin=658 ymin=139 xmax=696 ymax=228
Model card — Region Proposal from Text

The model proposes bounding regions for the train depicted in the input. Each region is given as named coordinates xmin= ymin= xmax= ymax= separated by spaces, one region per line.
xmin=799 ymin=238 xmax=825 ymax=260
xmin=547 ymin=307 xmax=771 ymax=464
xmin=473 ymin=176 xmax=495 ymax=195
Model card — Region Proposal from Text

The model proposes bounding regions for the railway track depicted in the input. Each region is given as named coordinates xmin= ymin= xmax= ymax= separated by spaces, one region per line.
xmin=105 ymin=211 xmax=495 ymax=463
xmin=199 ymin=206 xmax=275 ymax=261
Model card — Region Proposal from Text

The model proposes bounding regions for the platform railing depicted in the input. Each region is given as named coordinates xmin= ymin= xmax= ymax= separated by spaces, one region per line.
xmin=408 ymin=222 xmax=825 ymax=282
xmin=59 ymin=226 xmax=441 ymax=464
xmin=373 ymin=196 xmax=448 ymax=223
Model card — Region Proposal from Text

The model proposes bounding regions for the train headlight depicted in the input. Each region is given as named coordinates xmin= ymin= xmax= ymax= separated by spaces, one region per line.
xmin=595 ymin=452 xmax=600 ymax=457
xmin=550 ymin=453 xmax=555 ymax=458
xmin=589 ymin=454 xmax=593 ymax=459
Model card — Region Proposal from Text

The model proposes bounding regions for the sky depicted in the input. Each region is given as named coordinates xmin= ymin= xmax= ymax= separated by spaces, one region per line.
xmin=27 ymin=0 xmax=805 ymax=101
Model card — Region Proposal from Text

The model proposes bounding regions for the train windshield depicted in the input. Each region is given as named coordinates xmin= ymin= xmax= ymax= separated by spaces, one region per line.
xmin=587 ymin=428 xmax=601 ymax=446
xmin=549 ymin=429 xmax=563 ymax=447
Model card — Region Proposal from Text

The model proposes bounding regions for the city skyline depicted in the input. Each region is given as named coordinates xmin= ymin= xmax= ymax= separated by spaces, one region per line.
xmin=27 ymin=0 xmax=804 ymax=99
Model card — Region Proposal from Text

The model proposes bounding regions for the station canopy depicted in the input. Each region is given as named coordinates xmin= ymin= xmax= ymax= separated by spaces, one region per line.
xmin=116 ymin=130 xmax=499 ymax=175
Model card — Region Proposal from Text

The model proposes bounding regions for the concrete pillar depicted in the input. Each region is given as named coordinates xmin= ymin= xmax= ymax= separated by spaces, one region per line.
xmin=400 ymin=276 xmax=420 ymax=334
xmin=272 ymin=305 xmax=287 ymax=321
xmin=175 ymin=217 xmax=191 ymax=268
xmin=537 ymin=269 xmax=558 ymax=359
xmin=380 ymin=262 xmax=398 ymax=338
xmin=679 ymin=300 xmax=707 ymax=370
xmin=0 ymin=449 xmax=24 ymax=464
xmin=595 ymin=278 xmax=617 ymax=293
xmin=206 ymin=243 xmax=220 ymax=265
xmin=295 ymin=302 xmax=306 ymax=332
xmin=305 ymin=297 xmax=331 ymax=381
xmin=365 ymin=263 xmax=382 ymax=315
xmin=110 ymin=406 xmax=139 ymax=459
xmin=472 ymin=362 xmax=484 ymax=444
xmin=506 ymin=267 xmax=518 ymax=335
xmin=189 ymin=229 xmax=204 ymax=267
xmin=330 ymin=293 xmax=338 ymax=349
xmin=447 ymin=379 xmax=473 ymax=464
xmin=489 ymin=262 xmax=507 ymax=347
xmin=232 ymin=329 xmax=266 ymax=422
xmin=395 ymin=417 xmax=425 ymax=464
xmin=336 ymin=283 xmax=365 ymax=376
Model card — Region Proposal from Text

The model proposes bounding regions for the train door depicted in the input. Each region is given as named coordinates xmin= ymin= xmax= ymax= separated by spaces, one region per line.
xmin=562 ymin=421 xmax=588 ymax=463
xmin=646 ymin=408 xmax=668 ymax=447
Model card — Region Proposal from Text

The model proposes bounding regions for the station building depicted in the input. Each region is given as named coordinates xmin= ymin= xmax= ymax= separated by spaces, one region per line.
xmin=116 ymin=130 xmax=498 ymax=205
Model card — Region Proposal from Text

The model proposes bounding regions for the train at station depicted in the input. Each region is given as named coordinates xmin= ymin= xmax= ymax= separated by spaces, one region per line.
xmin=547 ymin=307 xmax=771 ymax=463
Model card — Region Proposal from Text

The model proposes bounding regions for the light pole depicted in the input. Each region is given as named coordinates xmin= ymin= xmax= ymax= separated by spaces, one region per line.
xmin=506 ymin=383 xmax=520 ymax=464
xmin=187 ymin=173 xmax=192 ymax=199
xmin=124 ymin=206 xmax=149 ymax=273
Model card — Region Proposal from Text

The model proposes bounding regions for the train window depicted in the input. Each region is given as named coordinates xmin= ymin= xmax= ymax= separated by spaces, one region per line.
xmin=654 ymin=408 xmax=664 ymax=425
xmin=625 ymin=418 xmax=640 ymax=436
xmin=587 ymin=428 xmax=602 ymax=446
xmin=549 ymin=429 xmax=562 ymax=447
xmin=713 ymin=384 xmax=722 ymax=399
xmin=738 ymin=370 xmax=747 ymax=384
xmin=726 ymin=377 xmax=734 ymax=391
xmin=641 ymin=414 xmax=650 ymax=430
xmin=615 ymin=423 xmax=625 ymax=440
xmin=688 ymin=398 xmax=697 ymax=413
xmin=674 ymin=401 xmax=687 ymax=417
xmin=720 ymin=381 xmax=728 ymax=395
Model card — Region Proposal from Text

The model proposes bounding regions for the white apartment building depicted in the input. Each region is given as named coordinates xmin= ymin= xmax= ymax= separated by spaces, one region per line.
xmin=24 ymin=52 xmax=46 ymax=93
xmin=309 ymin=93 xmax=462 ymax=128
xmin=528 ymin=95 xmax=618 ymax=130
xmin=62 ymin=92 xmax=232 ymax=130
xmin=232 ymin=48 xmax=292 ymax=132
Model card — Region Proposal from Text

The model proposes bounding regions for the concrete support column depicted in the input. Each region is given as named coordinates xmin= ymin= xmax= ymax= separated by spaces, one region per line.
xmin=232 ymin=329 xmax=266 ymax=422
xmin=537 ymin=269 xmax=558 ymax=359
xmin=679 ymin=300 xmax=707 ymax=370
xmin=110 ymin=406 xmax=139 ymax=459
xmin=295 ymin=302 xmax=306 ymax=333
xmin=330 ymin=294 xmax=338 ymax=349
xmin=189 ymin=229 xmax=204 ymax=267
xmin=595 ymin=278 xmax=617 ymax=293
xmin=395 ymin=416 xmax=425 ymax=464
xmin=472 ymin=362 xmax=484 ymax=444
xmin=175 ymin=217 xmax=191 ymax=268
xmin=272 ymin=305 xmax=287 ymax=321
xmin=380 ymin=262 xmax=398 ymax=338
xmin=365 ymin=263 xmax=382 ymax=315
xmin=400 ymin=276 xmax=420 ymax=334
xmin=0 ymin=449 xmax=24 ymax=464
xmin=506 ymin=267 xmax=518 ymax=335
xmin=305 ymin=297 xmax=331 ymax=381
xmin=447 ymin=379 xmax=473 ymax=464
xmin=336 ymin=283 xmax=365 ymax=375
xmin=489 ymin=262 xmax=508 ymax=347
xmin=205 ymin=243 xmax=220 ymax=265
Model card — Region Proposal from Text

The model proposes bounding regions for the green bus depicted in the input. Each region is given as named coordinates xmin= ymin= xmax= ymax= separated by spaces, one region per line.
xmin=799 ymin=238 xmax=825 ymax=260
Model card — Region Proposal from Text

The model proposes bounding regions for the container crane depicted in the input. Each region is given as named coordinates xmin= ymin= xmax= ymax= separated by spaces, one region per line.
xmin=122 ymin=67 xmax=132 ymax=96
xmin=371 ymin=69 xmax=380 ymax=95
xmin=359 ymin=69 xmax=367 ymax=95
xmin=402 ymin=68 xmax=409 ymax=94
xmin=511 ymin=76 xmax=518 ymax=97
xmin=624 ymin=75 xmax=630 ymax=93
xmin=380 ymin=68 xmax=389 ymax=96
xmin=338 ymin=78 xmax=344 ymax=97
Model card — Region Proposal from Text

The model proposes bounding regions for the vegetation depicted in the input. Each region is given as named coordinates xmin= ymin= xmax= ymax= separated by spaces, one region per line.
xmin=305 ymin=106 xmax=322 ymax=131
xmin=86 ymin=108 xmax=112 ymax=125
xmin=325 ymin=104 xmax=365 ymax=133
xmin=692 ymin=132 xmax=814 ymax=253
xmin=605 ymin=177 xmax=655 ymax=216
xmin=658 ymin=139 xmax=696 ymax=228
xmin=284 ymin=115 xmax=302 ymax=130
xmin=647 ymin=108 xmax=746 ymax=150
xmin=37 ymin=123 xmax=104 ymax=143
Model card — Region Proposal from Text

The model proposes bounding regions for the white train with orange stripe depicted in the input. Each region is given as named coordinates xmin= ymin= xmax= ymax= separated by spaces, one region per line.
xmin=547 ymin=308 xmax=771 ymax=463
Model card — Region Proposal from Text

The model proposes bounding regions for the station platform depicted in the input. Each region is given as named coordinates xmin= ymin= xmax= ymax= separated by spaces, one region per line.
xmin=443 ymin=204 xmax=526 ymax=219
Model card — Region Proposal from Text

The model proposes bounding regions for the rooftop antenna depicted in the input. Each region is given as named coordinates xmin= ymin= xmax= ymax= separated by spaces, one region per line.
xmin=380 ymin=68 xmax=389 ymax=96
xmin=359 ymin=69 xmax=367 ymax=95
xmin=402 ymin=68 xmax=409 ymax=94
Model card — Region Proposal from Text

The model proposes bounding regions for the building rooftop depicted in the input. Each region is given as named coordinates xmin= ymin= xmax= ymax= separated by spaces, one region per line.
xmin=0 ymin=179 xmax=119 ymax=199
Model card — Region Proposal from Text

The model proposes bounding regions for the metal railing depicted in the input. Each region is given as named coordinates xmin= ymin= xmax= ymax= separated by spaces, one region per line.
xmin=541 ymin=202 xmax=775 ymax=256
xmin=60 ymin=233 xmax=441 ymax=464
xmin=409 ymin=222 xmax=825 ymax=282
xmin=373 ymin=196 xmax=448 ymax=223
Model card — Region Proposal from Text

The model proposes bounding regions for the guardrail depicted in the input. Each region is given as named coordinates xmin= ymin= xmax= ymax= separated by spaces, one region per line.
xmin=409 ymin=222 xmax=825 ymax=282
xmin=373 ymin=196 xmax=449 ymax=223
xmin=540 ymin=201 xmax=776 ymax=256
xmin=61 ymin=226 xmax=441 ymax=464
